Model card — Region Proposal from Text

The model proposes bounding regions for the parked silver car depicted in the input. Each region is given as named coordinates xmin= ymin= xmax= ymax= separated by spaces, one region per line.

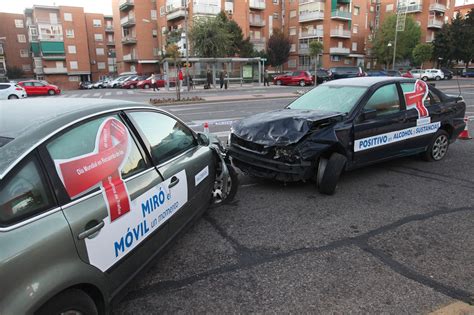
xmin=0 ymin=99 xmax=237 ymax=314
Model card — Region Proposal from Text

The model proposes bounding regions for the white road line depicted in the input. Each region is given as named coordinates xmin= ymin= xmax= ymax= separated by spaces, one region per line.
xmin=57 ymin=95 xmax=67 ymax=98
xmin=209 ymin=131 xmax=230 ymax=137
xmin=127 ymin=90 xmax=134 ymax=94
xmin=93 ymin=92 xmax=101 ymax=97
xmin=69 ymin=94 xmax=79 ymax=98
xmin=81 ymin=93 xmax=90 ymax=98
xmin=116 ymin=91 xmax=123 ymax=95
xmin=105 ymin=92 xmax=112 ymax=96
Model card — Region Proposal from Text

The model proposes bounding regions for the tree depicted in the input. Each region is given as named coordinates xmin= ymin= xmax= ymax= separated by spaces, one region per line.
xmin=239 ymin=37 xmax=256 ymax=57
xmin=433 ymin=24 xmax=455 ymax=67
xmin=461 ymin=9 xmax=474 ymax=68
xmin=372 ymin=14 xmax=421 ymax=68
xmin=412 ymin=43 xmax=433 ymax=69
xmin=6 ymin=66 xmax=25 ymax=79
xmin=165 ymin=44 xmax=181 ymax=101
xmin=267 ymin=29 xmax=291 ymax=71
xmin=309 ymin=40 xmax=323 ymax=85
xmin=189 ymin=17 xmax=231 ymax=58
xmin=216 ymin=12 xmax=248 ymax=56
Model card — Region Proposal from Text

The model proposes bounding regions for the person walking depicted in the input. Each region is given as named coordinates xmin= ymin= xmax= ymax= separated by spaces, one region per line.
xmin=206 ymin=69 xmax=212 ymax=89
xmin=219 ymin=70 xmax=224 ymax=89
xmin=224 ymin=70 xmax=228 ymax=89
xmin=151 ymin=73 xmax=158 ymax=91
xmin=264 ymin=70 xmax=270 ymax=86
xmin=178 ymin=68 xmax=184 ymax=92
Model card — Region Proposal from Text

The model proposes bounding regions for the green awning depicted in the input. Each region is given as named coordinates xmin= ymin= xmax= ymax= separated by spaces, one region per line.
xmin=31 ymin=42 xmax=40 ymax=54
xmin=40 ymin=41 xmax=65 ymax=54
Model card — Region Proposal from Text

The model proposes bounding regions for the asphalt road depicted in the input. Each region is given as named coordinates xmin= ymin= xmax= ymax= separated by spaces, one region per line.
xmin=106 ymin=81 xmax=474 ymax=313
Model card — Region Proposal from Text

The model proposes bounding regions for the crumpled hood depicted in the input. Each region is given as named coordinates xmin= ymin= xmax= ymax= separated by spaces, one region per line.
xmin=232 ymin=109 xmax=342 ymax=146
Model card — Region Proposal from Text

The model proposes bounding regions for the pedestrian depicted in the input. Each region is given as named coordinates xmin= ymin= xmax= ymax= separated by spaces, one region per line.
xmin=264 ymin=70 xmax=270 ymax=86
xmin=151 ymin=73 xmax=158 ymax=91
xmin=224 ymin=70 xmax=228 ymax=89
xmin=178 ymin=68 xmax=184 ymax=91
xmin=206 ymin=69 xmax=212 ymax=89
xmin=219 ymin=70 xmax=224 ymax=89
xmin=163 ymin=71 xmax=168 ymax=89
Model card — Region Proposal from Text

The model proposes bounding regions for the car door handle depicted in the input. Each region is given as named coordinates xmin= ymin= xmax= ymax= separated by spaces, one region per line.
xmin=78 ymin=221 xmax=105 ymax=240
xmin=168 ymin=176 xmax=179 ymax=189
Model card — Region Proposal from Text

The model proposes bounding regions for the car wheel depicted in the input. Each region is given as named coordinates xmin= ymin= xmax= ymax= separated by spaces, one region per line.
xmin=422 ymin=76 xmax=428 ymax=81
xmin=144 ymin=84 xmax=150 ymax=89
xmin=8 ymin=94 xmax=19 ymax=99
xmin=435 ymin=76 xmax=441 ymax=81
xmin=48 ymin=89 xmax=56 ymax=95
xmin=211 ymin=162 xmax=238 ymax=205
xmin=276 ymin=80 xmax=282 ymax=86
xmin=130 ymin=84 xmax=135 ymax=89
xmin=422 ymin=130 xmax=450 ymax=162
xmin=36 ymin=288 xmax=98 ymax=315
xmin=299 ymin=80 xmax=305 ymax=87
xmin=316 ymin=152 xmax=347 ymax=195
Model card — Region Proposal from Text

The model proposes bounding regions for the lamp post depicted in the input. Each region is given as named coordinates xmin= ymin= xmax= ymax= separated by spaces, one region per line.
xmin=387 ymin=41 xmax=393 ymax=69
xmin=184 ymin=0 xmax=190 ymax=91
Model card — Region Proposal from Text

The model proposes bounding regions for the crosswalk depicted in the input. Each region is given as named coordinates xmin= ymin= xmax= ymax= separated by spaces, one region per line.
xmin=58 ymin=90 xmax=136 ymax=98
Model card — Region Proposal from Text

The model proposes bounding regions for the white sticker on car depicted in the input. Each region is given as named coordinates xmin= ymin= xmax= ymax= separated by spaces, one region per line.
xmin=195 ymin=166 xmax=209 ymax=186
xmin=84 ymin=169 xmax=188 ymax=272
xmin=354 ymin=122 xmax=441 ymax=152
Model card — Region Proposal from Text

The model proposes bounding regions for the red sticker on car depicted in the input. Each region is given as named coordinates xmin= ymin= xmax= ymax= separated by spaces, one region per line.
xmin=55 ymin=118 xmax=131 ymax=222
xmin=404 ymin=79 xmax=429 ymax=118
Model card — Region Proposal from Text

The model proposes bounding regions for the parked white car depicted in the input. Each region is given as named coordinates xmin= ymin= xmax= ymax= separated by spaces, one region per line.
xmin=410 ymin=69 xmax=444 ymax=81
xmin=0 ymin=82 xmax=27 ymax=100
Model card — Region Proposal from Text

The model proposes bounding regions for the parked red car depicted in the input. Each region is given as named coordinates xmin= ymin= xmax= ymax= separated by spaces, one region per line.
xmin=137 ymin=75 xmax=176 ymax=89
xmin=121 ymin=75 xmax=148 ymax=89
xmin=273 ymin=71 xmax=313 ymax=86
xmin=401 ymin=71 xmax=414 ymax=78
xmin=18 ymin=80 xmax=61 ymax=96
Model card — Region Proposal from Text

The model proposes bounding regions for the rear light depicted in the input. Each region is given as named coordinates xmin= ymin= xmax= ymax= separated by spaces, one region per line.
xmin=15 ymin=87 xmax=23 ymax=91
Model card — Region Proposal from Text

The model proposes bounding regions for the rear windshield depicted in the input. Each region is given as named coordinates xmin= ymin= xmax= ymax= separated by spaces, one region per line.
xmin=0 ymin=137 xmax=13 ymax=148
xmin=287 ymin=85 xmax=367 ymax=114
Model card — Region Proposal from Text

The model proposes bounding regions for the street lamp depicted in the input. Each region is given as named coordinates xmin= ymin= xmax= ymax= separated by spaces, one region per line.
xmin=184 ymin=0 xmax=190 ymax=91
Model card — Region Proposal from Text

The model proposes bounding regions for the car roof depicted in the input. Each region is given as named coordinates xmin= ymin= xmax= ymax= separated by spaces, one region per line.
xmin=325 ymin=76 xmax=414 ymax=87
xmin=0 ymin=98 xmax=156 ymax=179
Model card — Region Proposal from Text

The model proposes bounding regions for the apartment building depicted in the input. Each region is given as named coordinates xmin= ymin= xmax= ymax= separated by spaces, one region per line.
xmin=0 ymin=13 xmax=34 ymax=77
xmin=85 ymin=13 xmax=117 ymax=81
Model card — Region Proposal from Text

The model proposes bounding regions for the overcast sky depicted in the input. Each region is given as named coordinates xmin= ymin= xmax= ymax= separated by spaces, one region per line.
xmin=0 ymin=0 xmax=472 ymax=15
xmin=0 ymin=0 xmax=113 ymax=15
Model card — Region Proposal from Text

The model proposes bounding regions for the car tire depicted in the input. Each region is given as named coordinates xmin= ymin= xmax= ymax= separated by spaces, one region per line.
xmin=299 ymin=80 xmax=305 ymax=87
xmin=36 ymin=288 xmax=98 ymax=315
xmin=130 ymin=84 xmax=135 ymax=89
xmin=422 ymin=76 xmax=428 ymax=81
xmin=48 ymin=89 xmax=56 ymax=95
xmin=316 ymin=153 xmax=347 ymax=195
xmin=276 ymin=80 xmax=282 ymax=86
xmin=211 ymin=162 xmax=238 ymax=205
xmin=435 ymin=76 xmax=441 ymax=81
xmin=8 ymin=94 xmax=19 ymax=99
xmin=422 ymin=129 xmax=450 ymax=162
xmin=144 ymin=84 xmax=150 ymax=89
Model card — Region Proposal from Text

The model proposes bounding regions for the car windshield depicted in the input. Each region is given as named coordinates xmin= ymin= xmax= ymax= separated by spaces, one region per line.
xmin=287 ymin=85 xmax=368 ymax=114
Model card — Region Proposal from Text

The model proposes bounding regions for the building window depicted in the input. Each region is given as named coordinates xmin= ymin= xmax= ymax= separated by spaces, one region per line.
xmin=66 ymin=29 xmax=75 ymax=38
xmin=152 ymin=29 xmax=158 ymax=38
xmin=64 ymin=13 xmax=73 ymax=21
xmin=290 ymin=10 xmax=296 ymax=18
xmin=93 ymin=19 xmax=102 ymax=27
xmin=162 ymin=26 xmax=167 ymax=34
xmin=68 ymin=45 xmax=76 ymax=54
xmin=290 ymin=44 xmax=296 ymax=52
xmin=273 ymin=13 xmax=279 ymax=19
xmin=288 ymin=59 xmax=296 ymax=68
xmin=70 ymin=61 xmax=78 ymax=69
xmin=151 ymin=10 xmax=157 ymax=20
xmin=96 ymin=48 xmax=105 ymax=55
xmin=386 ymin=4 xmax=393 ymax=12
xmin=331 ymin=55 xmax=341 ymax=61
xmin=153 ymin=47 xmax=160 ymax=56
xmin=354 ymin=6 xmax=360 ymax=16
xmin=17 ymin=34 xmax=26 ymax=43
xmin=353 ymin=25 xmax=358 ymax=34
xmin=15 ymin=19 xmax=24 ymax=28
xmin=273 ymin=0 xmax=279 ymax=4
xmin=94 ymin=34 xmax=103 ymax=41
xmin=68 ymin=76 xmax=79 ymax=81
xmin=160 ymin=6 xmax=166 ymax=16
xmin=20 ymin=49 xmax=29 ymax=58
xmin=352 ymin=42 xmax=358 ymax=51
xmin=289 ymin=27 xmax=296 ymax=36
xmin=97 ymin=62 xmax=106 ymax=69
xmin=22 ymin=64 xmax=31 ymax=71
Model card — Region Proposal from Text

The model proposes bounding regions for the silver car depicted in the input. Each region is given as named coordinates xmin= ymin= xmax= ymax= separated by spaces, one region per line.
xmin=0 ymin=98 xmax=237 ymax=314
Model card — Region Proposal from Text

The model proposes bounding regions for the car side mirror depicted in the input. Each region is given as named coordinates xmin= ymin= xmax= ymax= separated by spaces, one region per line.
xmin=196 ymin=132 xmax=210 ymax=146
xmin=362 ymin=108 xmax=377 ymax=120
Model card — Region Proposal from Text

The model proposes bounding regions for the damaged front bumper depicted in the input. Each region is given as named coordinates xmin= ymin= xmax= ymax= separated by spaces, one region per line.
xmin=229 ymin=143 xmax=314 ymax=182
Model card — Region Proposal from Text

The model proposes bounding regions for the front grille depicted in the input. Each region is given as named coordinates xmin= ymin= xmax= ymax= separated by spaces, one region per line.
xmin=231 ymin=134 xmax=266 ymax=154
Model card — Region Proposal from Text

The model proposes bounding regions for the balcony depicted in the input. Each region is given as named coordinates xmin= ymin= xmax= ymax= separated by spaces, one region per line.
xmin=38 ymin=34 xmax=64 ymax=41
xmin=193 ymin=4 xmax=220 ymax=15
xmin=330 ymin=29 xmax=351 ymax=38
xmin=427 ymin=18 xmax=443 ymax=28
xmin=107 ymin=41 xmax=115 ymax=46
xmin=121 ymin=36 xmax=137 ymax=45
xmin=35 ymin=18 xmax=61 ymax=25
xmin=250 ymin=38 xmax=266 ymax=45
xmin=329 ymin=47 xmax=350 ymax=55
xmin=43 ymin=67 xmax=67 ymax=74
xmin=299 ymin=29 xmax=323 ymax=39
xmin=120 ymin=16 xmax=135 ymax=28
xmin=249 ymin=17 xmax=266 ymax=27
xmin=123 ymin=53 xmax=137 ymax=62
xmin=331 ymin=10 xmax=352 ymax=20
xmin=41 ymin=54 xmax=66 ymax=60
xmin=167 ymin=8 xmax=186 ymax=20
xmin=33 ymin=67 xmax=44 ymax=74
xmin=119 ymin=0 xmax=134 ymax=11
xmin=105 ymin=25 xmax=114 ymax=32
xmin=429 ymin=2 xmax=446 ymax=12
xmin=249 ymin=0 xmax=266 ymax=10
xmin=299 ymin=45 xmax=309 ymax=54
xmin=398 ymin=2 xmax=423 ymax=13
xmin=299 ymin=11 xmax=324 ymax=22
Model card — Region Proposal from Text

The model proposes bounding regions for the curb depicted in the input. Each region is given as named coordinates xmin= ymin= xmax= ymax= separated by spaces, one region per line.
xmin=149 ymin=94 xmax=297 ymax=106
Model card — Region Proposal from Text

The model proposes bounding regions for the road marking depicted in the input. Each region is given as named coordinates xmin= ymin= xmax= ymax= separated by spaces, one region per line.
xmin=116 ymin=91 xmax=123 ymax=95
xmin=127 ymin=90 xmax=134 ymax=94
xmin=105 ymin=92 xmax=111 ymax=96
xmin=69 ymin=94 xmax=79 ymax=98
xmin=81 ymin=93 xmax=90 ymax=98
xmin=93 ymin=92 xmax=101 ymax=97
xmin=429 ymin=301 xmax=474 ymax=315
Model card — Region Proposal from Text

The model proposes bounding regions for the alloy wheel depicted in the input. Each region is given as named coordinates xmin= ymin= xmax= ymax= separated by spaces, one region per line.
xmin=432 ymin=134 xmax=448 ymax=160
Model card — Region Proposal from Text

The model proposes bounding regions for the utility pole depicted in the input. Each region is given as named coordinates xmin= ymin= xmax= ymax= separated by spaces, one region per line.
xmin=393 ymin=0 xmax=408 ymax=70
xmin=184 ymin=0 xmax=190 ymax=91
